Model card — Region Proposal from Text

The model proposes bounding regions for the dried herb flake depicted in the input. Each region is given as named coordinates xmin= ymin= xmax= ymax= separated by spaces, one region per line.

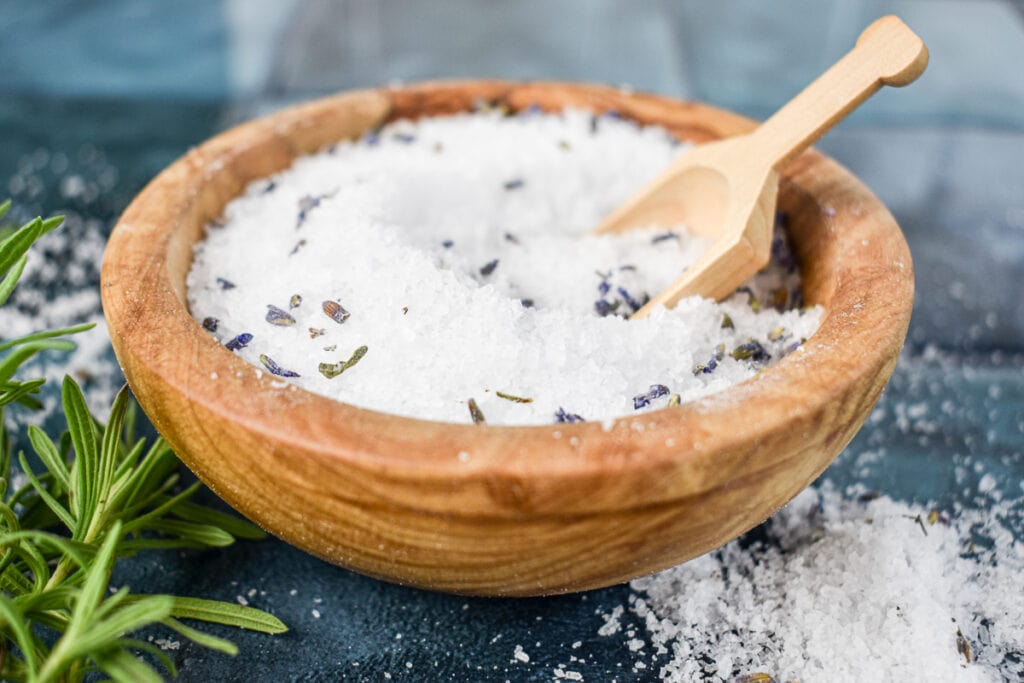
xmin=259 ymin=354 xmax=300 ymax=377
xmin=633 ymin=384 xmax=670 ymax=410
xmin=225 ymin=333 xmax=252 ymax=351
xmin=266 ymin=304 xmax=296 ymax=326
xmin=467 ymin=398 xmax=486 ymax=425
xmin=318 ymin=345 xmax=368 ymax=379
xmin=322 ymin=300 xmax=351 ymax=324
xmin=496 ymin=391 xmax=533 ymax=404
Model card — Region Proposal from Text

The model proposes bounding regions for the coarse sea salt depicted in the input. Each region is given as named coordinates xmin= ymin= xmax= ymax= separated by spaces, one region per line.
xmin=187 ymin=110 xmax=821 ymax=425
xmin=609 ymin=483 xmax=1024 ymax=682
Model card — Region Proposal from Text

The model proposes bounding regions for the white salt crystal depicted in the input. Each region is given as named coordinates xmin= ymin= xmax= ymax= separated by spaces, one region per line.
xmin=188 ymin=111 xmax=821 ymax=426
xmin=513 ymin=644 xmax=530 ymax=663
xmin=621 ymin=485 xmax=1024 ymax=682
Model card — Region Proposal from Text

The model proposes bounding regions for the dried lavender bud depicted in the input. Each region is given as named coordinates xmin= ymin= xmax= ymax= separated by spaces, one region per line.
xmin=594 ymin=299 xmax=621 ymax=317
xmin=323 ymin=345 xmax=336 ymax=352
xmin=555 ymin=407 xmax=584 ymax=423
xmin=296 ymin=190 xmax=335 ymax=228
xmin=260 ymin=354 xmax=300 ymax=378
xmin=309 ymin=327 xmax=326 ymax=338
xmin=496 ymin=391 xmax=533 ymax=403
xmin=318 ymin=345 xmax=368 ymax=379
xmin=503 ymin=179 xmax=524 ymax=191
xmin=616 ymin=286 xmax=649 ymax=314
xmin=322 ymin=300 xmax=350 ymax=324
xmin=781 ymin=340 xmax=802 ymax=357
xmin=215 ymin=277 xmax=236 ymax=290
xmin=693 ymin=354 xmax=718 ymax=376
xmin=393 ymin=132 xmax=416 ymax=144
xmin=289 ymin=294 xmax=302 ymax=309
xmin=290 ymin=239 xmax=307 ymax=255
xmin=504 ymin=232 xmax=520 ymax=244
xmin=480 ymin=259 xmax=499 ymax=277
xmin=467 ymin=398 xmax=487 ymax=425
xmin=520 ymin=299 xmax=534 ymax=308
xmin=363 ymin=127 xmax=381 ymax=145
xmin=441 ymin=239 xmax=454 ymax=248
xmin=225 ymin=333 xmax=252 ymax=351
xmin=667 ymin=394 xmax=681 ymax=407
xmin=262 ymin=180 xmax=277 ymax=194
xmin=731 ymin=339 xmax=770 ymax=362
xmin=202 ymin=317 xmax=219 ymax=332
xmin=771 ymin=231 xmax=796 ymax=273
xmin=651 ymin=231 xmax=679 ymax=244
xmin=265 ymin=304 xmax=296 ymax=326
xmin=632 ymin=384 xmax=670 ymax=410
xmin=598 ymin=280 xmax=611 ymax=296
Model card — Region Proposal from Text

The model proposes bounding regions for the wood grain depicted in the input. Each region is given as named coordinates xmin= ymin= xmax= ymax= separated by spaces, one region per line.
xmin=101 ymin=81 xmax=914 ymax=596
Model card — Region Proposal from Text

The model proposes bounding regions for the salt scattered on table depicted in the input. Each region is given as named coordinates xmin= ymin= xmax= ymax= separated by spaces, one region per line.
xmin=188 ymin=109 xmax=820 ymax=425
xmin=613 ymin=483 xmax=1024 ymax=682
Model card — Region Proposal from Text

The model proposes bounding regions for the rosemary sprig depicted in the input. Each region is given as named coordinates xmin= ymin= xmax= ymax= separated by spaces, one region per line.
xmin=0 ymin=203 xmax=286 ymax=681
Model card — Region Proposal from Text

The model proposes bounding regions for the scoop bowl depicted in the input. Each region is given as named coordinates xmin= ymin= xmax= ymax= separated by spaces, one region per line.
xmin=101 ymin=81 xmax=913 ymax=596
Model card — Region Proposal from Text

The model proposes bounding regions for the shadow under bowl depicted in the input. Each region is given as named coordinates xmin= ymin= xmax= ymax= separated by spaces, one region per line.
xmin=101 ymin=81 xmax=913 ymax=597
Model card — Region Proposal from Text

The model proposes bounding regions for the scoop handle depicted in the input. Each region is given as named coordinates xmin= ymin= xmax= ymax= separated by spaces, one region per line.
xmin=753 ymin=15 xmax=928 ymax=171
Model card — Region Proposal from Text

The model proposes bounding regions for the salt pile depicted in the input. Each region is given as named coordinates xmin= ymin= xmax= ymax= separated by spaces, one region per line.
xmin=608 ymin=484 xmax=1024 ymax=682
xmin=188 ymin=110 xmax=820 ymax=425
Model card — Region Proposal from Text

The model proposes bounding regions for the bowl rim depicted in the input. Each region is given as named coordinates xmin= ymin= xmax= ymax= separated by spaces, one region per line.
xmin=101 ymin=79 xmax=913 ymax=518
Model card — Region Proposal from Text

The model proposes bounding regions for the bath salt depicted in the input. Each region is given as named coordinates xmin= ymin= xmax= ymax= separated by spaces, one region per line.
xmin=187 ymin=109 xmax=821 ymax=425
xmin=616 ymin=484 xmax=1024 ymax=682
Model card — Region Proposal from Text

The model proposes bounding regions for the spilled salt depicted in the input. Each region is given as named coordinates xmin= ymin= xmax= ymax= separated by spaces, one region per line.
xmin=187 ymin=110 xmax=820 ymax=425
xmin=613 ymin=484 xmax=1024 ymax=682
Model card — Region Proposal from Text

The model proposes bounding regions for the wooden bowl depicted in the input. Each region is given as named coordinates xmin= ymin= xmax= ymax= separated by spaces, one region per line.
xmin=101 ymin=81 xmax=913 ymax=596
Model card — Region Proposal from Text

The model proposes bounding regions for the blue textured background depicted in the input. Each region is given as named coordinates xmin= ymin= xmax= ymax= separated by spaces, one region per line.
xmin=2 ymin=1 xmax=1022 ymax=680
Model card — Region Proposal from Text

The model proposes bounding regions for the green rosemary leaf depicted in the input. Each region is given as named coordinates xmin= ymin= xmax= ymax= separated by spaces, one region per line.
xmin=167 ymin=499 xmax=266 ymax=540
xmin=0 ymin=593 xmax=40 ymax=676
xmin=0 ymin=322 xmax=95 ymax=353
xmin=114 ymin=439 xmax=178 ymax=512
xmin=16 ymin=452 xmax=75 ymax=532
xmin=0 ymin=378 xmax=46 ymax=411
xmin=120 ymin=481 xmax=201 ymax=536
xmin=14 ymin=585 xmax=76 ymax=616
xmin=63 ymin=375 xmax=101 ymax=538
xmin=0 ymin=198 xmax=11 ymax=222
xmin=39 ymin=214 xmax=64 ymax=236
xmin=142 ymin=518 xmax=235 ymax=547
xmin=163 ymin=616 xmax=240 ymax=655
xmin=89 ymin=595 xmax=175 ymax=643
xmin=27 ymin=424 xmax=70 ymax=491
xmin=93 ymin=647 xmax=165 ymax=683
xmin=165 ymin=596 xmax=289 ymax=634
xmin=0 ymin=340 xmax=76 ymax=385
xmin=0 ymin=254 xmax=27 ymax=307
xmin=97 ymin=385 xmax=131 ymax=509
xmin=0 ymin=217 xmax=44 ymax=277
xmin=0 ymin=530 xmax=92 ymax=574
xmin=117 ymin=638 xmax=179 ymax=678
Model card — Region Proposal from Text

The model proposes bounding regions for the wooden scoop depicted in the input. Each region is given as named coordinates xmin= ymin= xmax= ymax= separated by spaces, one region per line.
xmin=596 ymin=15 xmax=928 ymax=319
